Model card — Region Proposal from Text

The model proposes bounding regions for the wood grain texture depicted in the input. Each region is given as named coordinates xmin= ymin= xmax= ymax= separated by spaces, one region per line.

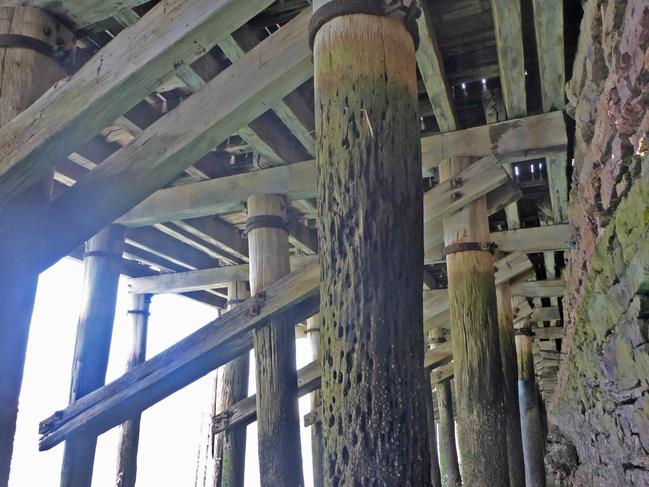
xmin=39 ymin=262 xmax=320 ymax=451
xmin=533 ymin=0 xmax=565 ymax=112
xmin=61 ymin=225 xmax=126 ymax=487
xmin=0 ymin=8 xmax=73 ymax=485
xmin=441 ymin=157 xmax=509 ymax=486
xmin=116 ymin=293 xmax=151 ymax=487
xmin=246 ymin=194 xmax=303 ymax=487
xmin=0 ymin=0 xmax=273 ymax=208
xmin=314 ymin=12 xmax=431 ymax=485
xmin=0 ymin=10 xmax=313 ymax=279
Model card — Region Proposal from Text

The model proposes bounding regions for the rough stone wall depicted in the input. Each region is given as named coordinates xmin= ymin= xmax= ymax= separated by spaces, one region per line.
xmin=547 ymin=1 xmax=649 ymax=486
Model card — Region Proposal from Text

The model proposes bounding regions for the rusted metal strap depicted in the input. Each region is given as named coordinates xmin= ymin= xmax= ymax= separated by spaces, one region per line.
xmin=514 ymin=328 xmax=534 ymax=337
xmin=245 ymin=215 xmax=288 ymax=235
xmin=226 ymin=298 xmax=246 ymax=306
xmin=309 ymin=0 xmax=421 ymax=51
xmin=442 ymin=241 xmax=496 ymax=258
xmin=0 ymin=34 xmax=71 ymax=60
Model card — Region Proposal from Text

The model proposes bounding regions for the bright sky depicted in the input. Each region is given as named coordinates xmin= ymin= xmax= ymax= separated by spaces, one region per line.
xmin=10 ymin=257 xmax=315 ymax=487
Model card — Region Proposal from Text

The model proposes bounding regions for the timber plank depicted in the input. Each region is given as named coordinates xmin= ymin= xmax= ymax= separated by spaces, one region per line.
xmin=4 ymin=10 xmax=313 ymax=276
xmin=39 ymin=262 xmax=320 ymax=450
xmin=511 ymin=279 xmax=565 ymax=298
xmin=0 ymin=0 xmax=274 ymax=208
xmin=491 ymin=224 xmax=571 ymax=253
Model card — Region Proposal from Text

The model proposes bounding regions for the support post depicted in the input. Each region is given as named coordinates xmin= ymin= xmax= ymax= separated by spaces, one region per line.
xmin=306 ymin=315 xmax=324 ymax=487
xmin=496 ymin=277 xmax=526 ymax=486
xmin=426 ymin=373 xmax=442 ymax=487
xmin=313 ymin=3 xmax=431 ymax=484
xmin=436 ymin=379 xmax=461 ymax=487
xmin=440 ymin=156 xmax=510 ymax=485
xmin=116 ymin=293 xmax=152 ymax=487
xmin=0 ymin=8 xmax=74 ymax=485
xmin=246 ymin=193 xmax=303 ymax=486
xmin=515 ymin=325 xmax=546 ymax=487
xmin=213 ymin=281 xmax=250 ymax=487
xmin=61 ymin=225 xmax=126 ymax=487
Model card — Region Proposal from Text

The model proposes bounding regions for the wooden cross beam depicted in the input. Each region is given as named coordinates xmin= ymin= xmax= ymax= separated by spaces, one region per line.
xmin=0 ymin=10 xmax=313 ymax=277
xmin=511 ymin=279 xmax=565 ymax=298
xmin=39 ymin=261 xmax=320 ymax=451
xmin=0 ymin=0 xmax=275 ymax=209
xmin=118 ymin=112 xmax=565 ymax=227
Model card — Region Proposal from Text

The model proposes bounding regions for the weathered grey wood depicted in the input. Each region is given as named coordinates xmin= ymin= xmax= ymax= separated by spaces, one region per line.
xmin=491 ymin=224 xmax=572 ymax=253
xmin=61 ymin=225 xmax=126 ymax=487
xmin=494 ymin=251 xmax=534 ymax=286
xmin=213 ymin=282 xmax=249 ymax=487
xmin=430 ymin=363 xmax=454 ymax=386
xmin=119 ymin=160 xmax=316 ymax=227
xmin=116 ymin=293 xmax=151 ymax=487
xmin=0 ymin=0 xmax=274 ymax=208
xmin=246 ymin=194 xmax=303 ymax=486
xmin=496 ymin=280 xmax=526 ymax=487
xmin=421 ymin=111 xmax=567 ymax=174
xmin=440 ymin=157 xmax=509 ymax=486
xmin=306 ymin=315 xmax=324 ymax=487
xmin=532 ymin=326 xmax=564 ymax=340
xmin=129 ymin=255 xmax=316 ymax=295
xmin=533 ymin=0 xmax=565 ymax=112
xmin=516 ymin=328 xmax=547 ymax=487
xmin=3 ymin=10 xmax=313 ymax=279
xmin=0 ymin=0 xmax=149 ymax=30
xmin=425 ymin=371 xmax=443 ymax=487
xmin=491 ymin=0 xmax=526 ymax=118
xmin=314 ymin=11 xmax=431 ymax=484
xmin=436 ymin=379 xmax=461 ymax=487
xmin=39 ymin=262 xmax=320 ymax=451
xmin=423 ymin=155 xmax=510 ymax=227
xmin=416 ymin=2 xmax=457 ymax=132
xmin=511 ymin=279 xmax=565 ymax=298
xmin=0 ymin=8 xmax=73 ymax=485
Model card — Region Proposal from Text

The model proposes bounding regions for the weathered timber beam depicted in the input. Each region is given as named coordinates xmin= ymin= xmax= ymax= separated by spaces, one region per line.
xmin=118 ymin=160 xmax=315 ymax=226
xmin=491 ymin=0 xmax=527 ymax=118
xmin=421 ymin=111 xmax=567 ymax=175
xmin=531 ymin=326 xmax=564 ymax=340
xmin=423 ymin=154 xmax=509 ymax=225
xmin=416 ymin=2 xmax=457 ymax=132
xmin=213 ymin=343 xmax=453 ymax=436
xmin=39 ymin=261 xmax=320 ymax=451
xmin=511 ymin=279 xmax=565 ymax=298
xmin=0 ymin=0 xmax=150 ymax=30
xmin=533 ymin=0 xmax=565 ymax=112
xmin=430 ymin=362 xmax=454 ymax=386
xmin=0 ymin=0 xmax=274 ymax=208
xmin=4 ymin=10 xmax=312 ymax=277
xmin=490 ymin=224 xmax=571 ymax=253
xmin=129 ymin=255 xmax=316 ymax=295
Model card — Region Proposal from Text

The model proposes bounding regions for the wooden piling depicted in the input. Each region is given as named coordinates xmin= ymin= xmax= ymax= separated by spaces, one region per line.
xmin=516 ymin=325 xmax=547 ymax=487
xmin=440 ymin=156 xmax=510 ymax=486
xmin=0 ymin=8 xmax=74 ymax=485
xmin=313 ymin=3 xmax=431 ymax=484
xmin=496 ymin=279 xmax=526 ymax=487
xmin=213 ymin=281 xmax=250 ymax=487
xmin=426 ymin=373 xmax=442 ymax=487
xmin=306 ymin=315 xmax=324 ymax=487
xmin=247 ymin=193 xmax=303 ymax=486
xmin=116 ymin=293 xmax=151 ymax=487
xmin=436 ymin=380 xmax=461 ymax=487
xmin=61 ymin=225 xmax=126 ymax=487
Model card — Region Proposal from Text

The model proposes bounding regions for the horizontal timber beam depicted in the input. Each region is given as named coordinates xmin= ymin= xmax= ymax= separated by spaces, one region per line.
xmin=421 ymin=111 xmax=567 ymax=175
xmin=118 ymin=110 xmax=563 ymax=227
xmin=0 ymin=0 xmax=274 ymax=208
xmin=511 ymin=279 xmax=565 ymax=298
xmin=1 ymin=10 xmax=313 ymax=276
xmin=39 ymin=261 xmax=320 ymax=450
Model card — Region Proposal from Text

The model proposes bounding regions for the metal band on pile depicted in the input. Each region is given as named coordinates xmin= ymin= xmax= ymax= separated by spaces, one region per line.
xmin=245 ymin=215 xmax=288 ymax=235
xmin=308 ymin=0 xmax=421 ymax=50
xmin=442 ymin=241 xmax=497 ymax=258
